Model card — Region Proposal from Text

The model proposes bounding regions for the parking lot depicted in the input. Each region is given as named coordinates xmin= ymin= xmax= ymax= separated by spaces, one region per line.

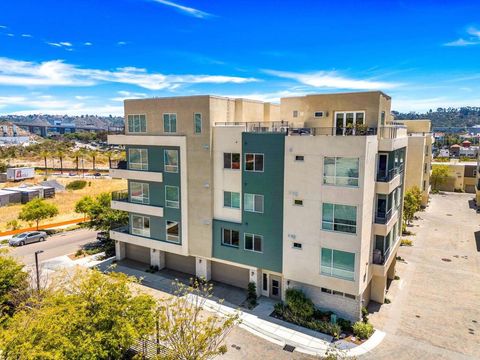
xmin=361 ymin=192 xmax=480 ymax=360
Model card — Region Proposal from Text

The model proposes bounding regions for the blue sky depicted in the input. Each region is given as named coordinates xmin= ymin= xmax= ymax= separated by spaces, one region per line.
xmin=0 ymin=0 xmax=480 ymax=115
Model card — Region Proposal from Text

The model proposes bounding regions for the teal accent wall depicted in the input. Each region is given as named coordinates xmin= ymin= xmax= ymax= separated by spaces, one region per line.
xmin=126 ymin=145 xmax=182 ymax=244
xmin=212 ymin=133 xmax=285 ymax=273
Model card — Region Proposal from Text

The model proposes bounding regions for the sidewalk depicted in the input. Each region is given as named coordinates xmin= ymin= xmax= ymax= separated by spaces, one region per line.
xmin=94 ymin=259 xmax=385 ymax=358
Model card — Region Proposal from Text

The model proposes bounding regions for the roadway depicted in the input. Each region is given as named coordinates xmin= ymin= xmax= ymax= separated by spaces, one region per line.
xmin=7 ymin=229 xmax=98 ymax=265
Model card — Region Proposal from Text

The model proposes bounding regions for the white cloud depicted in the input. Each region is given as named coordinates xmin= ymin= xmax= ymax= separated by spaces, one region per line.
xmin=0 ymin=57 xmax=258 ymax=90
xmin=84 ymin=42 xmax=93 ymax=46
xmin=21 ymin=34 xmax=32 ymax=38
xmin=444 ymin=27 xmax=480 ymax=47
xmin=265 ymin=70 xmax=400 ymax=90
xmin=46 ymin=41 xmax=73 ymax=49
xmin=150 ymin=0 xmax=212 ymax=18
xmin=0 ymin=25 xmax=6 ymax=29
xmin=59 ymin=42 xmax=72 ymax=47
xmin=117 ymin=41 xmax=127 ymax=46
xmin=7 ymin=33 xmax=14 ymax=37
xmin=111 ymin=91 xmax=148 ymax=102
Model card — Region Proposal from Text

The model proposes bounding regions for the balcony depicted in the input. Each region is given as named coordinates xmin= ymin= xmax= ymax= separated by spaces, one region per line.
xmin=376 ymin=164 xmax=403 ymax=194
xmin=372 ymin=237 xmax=401 ymax=277
xmin=288 ymin=126 xmax=377 ymax=136
xmin=109 ymin=161 xmax=163 ymax=183
xmin=375 ymin=207 xmax=395 ymax=224
xmin=378 ymin=125 xmax=408 ymax=151
xmin=373 ymin=207 xmax=399 ymax=236
xmin=376 ymin=163 xmax=404 ymax=182
xmin=111 ymin=190 xmax=164 ymax=217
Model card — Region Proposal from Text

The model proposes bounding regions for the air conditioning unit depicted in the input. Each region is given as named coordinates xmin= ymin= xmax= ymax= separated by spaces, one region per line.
xmin=314 ymin=111 xmax=326 ymax=118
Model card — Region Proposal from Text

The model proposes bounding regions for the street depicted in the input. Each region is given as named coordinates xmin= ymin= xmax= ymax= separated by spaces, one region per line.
xmin=7 ymin=228 xmax=98 ymax=265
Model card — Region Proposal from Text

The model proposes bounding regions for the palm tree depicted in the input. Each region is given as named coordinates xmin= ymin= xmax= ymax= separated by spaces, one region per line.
xmin=104 ymin=150 xmax=113 ymax=169
xmin=89 ymin=149 xmax=99 ymax=171
xmin=39 ymin=150 xmax=50 ymax=177
xmin=56 ymin=149 xmax=66 ymax=174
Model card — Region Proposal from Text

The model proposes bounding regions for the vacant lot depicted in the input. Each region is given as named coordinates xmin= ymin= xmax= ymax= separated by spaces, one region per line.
xmin=0 ymin=176 xmax=126 ymax=231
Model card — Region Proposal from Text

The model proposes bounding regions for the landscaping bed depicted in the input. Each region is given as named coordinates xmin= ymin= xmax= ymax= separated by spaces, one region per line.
xmin=270 ymin=289 xmax=374 ymax=343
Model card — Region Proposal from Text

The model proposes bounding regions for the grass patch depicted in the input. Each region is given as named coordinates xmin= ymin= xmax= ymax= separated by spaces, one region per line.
xmin=66 ymin=180 xmax=87 ymax=190
xmin=400 ymin=239 xmax=413 ymax=247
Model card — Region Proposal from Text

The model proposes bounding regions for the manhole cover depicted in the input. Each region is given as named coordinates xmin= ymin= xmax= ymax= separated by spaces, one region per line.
xmin=441 ymin=258 xmax=452 ymax=262
xmin=283 ymin=344 xmax=295 ymax=352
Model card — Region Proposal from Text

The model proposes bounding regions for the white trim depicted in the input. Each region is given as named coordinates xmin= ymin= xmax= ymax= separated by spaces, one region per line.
xmin=166 ymin=220 xmax=180 ymax=243
xmin=128 ymin=148 xmax=148 ymax=171
xmin=165 ymin=185 xmax=180 ymax=209
xmin=164 ymin=149 xmax=179 ymax=173
xmin=244 ymin=193 xmax=264 ymax=213
xmin=221 ymin=228 xmax=240 ymax=248
xmin=244 ymin=233 xmax=263 ymax=253
xmin=130 ymin=181 xmax=150 ymax=204
xmin=126 ymin=113 xmax=147 ymax=134
xmin=131 ymin=214 xmax=150 ymax=237
xmin=163 ymin=113 xmax=177 ymax=134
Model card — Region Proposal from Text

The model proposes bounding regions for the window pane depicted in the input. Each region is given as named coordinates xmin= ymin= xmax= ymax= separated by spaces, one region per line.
xmin=324 ymin=157 xmax=335 ymax=177
xmin=244 ymin=194 xmax=253 ymax=212
xmin=129 ymin=149 xmax=140 ymax=164
xmin=164 ymin=150 xmax=178 ymax=172
xmin=245 ymin=234 xmax=253 ymax=250
xmin=336 ymin=158 xmax=359 ymax=178
xmin=232 ymin=153 xmax=240 ymax=169
xmin=223 ymin=191 xmax=231 ymax=207
xmin=163 ymin=114 xmax=169 ymax=132
xmin=166 ymin=221 xmax=179 ymax=241
xmin=231 ymin=192 xmax=240 ymax=209
xmin=334 ymin=205 xmax=356 ymax=225
xmin=321 ymin=248 xmax=332 ymax=275
xmin=232 ymin=230 xmax=239 ymax=246
xmin=322 ymin=203 xmax=334 ymax=222
xmin=223 ymin=229 xmax=231 ymax=245
xmin=254 ymin=236 xmax=262 ymax=252
xmin=254 ymin=195 xmax=264 ymax=213
xmin=255 ymin=154 xmax=264 ymax=171
xmin=224 ymin=153 xmax=231 ymax=169
xmin=356 ymin=112 xmax=364 ymax=125
xmin=245 ymin=154 xmax=254 ymax=171
xmin=171 ymin=114 xmax=177 ymax=132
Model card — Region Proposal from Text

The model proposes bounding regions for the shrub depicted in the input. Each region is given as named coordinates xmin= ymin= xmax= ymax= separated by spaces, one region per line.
xmin=336 ymin=317 xmax=352 ymax=333
xmin=353 ymin=321 xmax=374 ymax=340
xmin=285 ymin=288 xmax=314 ymax=320
xmin=6 ymin=220 xmax=20 ymax=231
xmin=361 ymin=306 xmax=369 ymax=324
xmin=66 ymin=180 xmax=87 ymax=190
xmin=247 ymin=282 xmax=257 ymax=300
xmin=273 ymin=302 xmax=286 ymax=316
xmin=400 ymin=239 xmax=413 ymax=246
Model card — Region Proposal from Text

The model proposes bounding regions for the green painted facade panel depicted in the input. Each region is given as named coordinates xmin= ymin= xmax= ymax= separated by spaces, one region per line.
xmin=126 ymin=145 xmax=182 ymax=245
xmin=212 ymin=133 xmax=285 ymax=273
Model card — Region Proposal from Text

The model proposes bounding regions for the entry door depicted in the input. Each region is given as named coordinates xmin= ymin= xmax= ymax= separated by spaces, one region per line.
xmin=270 ymin=276 xmax=281 ymax=299
xmin=378 ymin=154 xmax=388 ymax=180
xmin=335 ymin=113 xmax=345 ymax=135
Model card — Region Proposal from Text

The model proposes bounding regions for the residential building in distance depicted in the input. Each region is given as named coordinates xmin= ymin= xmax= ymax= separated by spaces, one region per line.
xmin=108 ymin=91 xmax=408 ymax=321
xmin=396 ymin=120 xmax=434 ymax=207
xmin=432 ymin=159 xmax=478 ymax=193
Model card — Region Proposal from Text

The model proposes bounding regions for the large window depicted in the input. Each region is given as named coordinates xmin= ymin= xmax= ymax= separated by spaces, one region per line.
xmin=222 ymin=228 xmax=239 ymax=247
xmin=166 ymin=220 xmax=179 ymax=242
xmin=335 ymin=111 xmax=365 ymax=135
xmin=223 ymin=191 xmax=240 ymax=209
xmin=131 ymin=215 xmax=150 ymax=237
xmin=224 ymin=153 xmax=240 ymax=170
xmin=245 ymin=153 xmax=264 ymax=172
xmin=130 ymin=182 xmax=149 ymax=204
xmin=128 ymin=148 xmax=148 ymax=170
xmin=127 ymin=114 xmax=146 ymax=133
xmin=244 ymin=233 xmax=262 ymax=252
xmin=323 ymin=157 xmax=359 ymax=187
xmin=165 ymin=186 xmax=179 ymax=208
xmin=194 ymin=113 xmax=202 ymax=134
xmin=321 ymin=248 xmax=355 ymax=281
xmin=244 ymin=193 xmax=264 ymax=213
xmin=164 ymin=149 xmax=179 ymax=173
xmin=322 ymin=203 xmax=357 ymax=234
xmin=163 ymin=113 xmax=177 ymax=133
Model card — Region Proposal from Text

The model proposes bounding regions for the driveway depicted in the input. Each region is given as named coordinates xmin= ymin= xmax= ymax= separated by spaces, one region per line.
xmin=361 ymin=192 xmax=480 ymax=360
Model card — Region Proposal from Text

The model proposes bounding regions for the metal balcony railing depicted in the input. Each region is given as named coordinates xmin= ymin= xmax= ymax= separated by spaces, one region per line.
xmin=289 ymin=126 xmax=377 ymax=136
xmin=375 ymin=207 xmax=393 ymax=224
xmin=372 ymin=246 xmax=391 ymax=265
xmin=376 ymin=163 xmax=404 ymax=182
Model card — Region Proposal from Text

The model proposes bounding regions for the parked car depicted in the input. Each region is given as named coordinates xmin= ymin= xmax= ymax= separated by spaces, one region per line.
xmin=9 ymin=231 xmax=47 ymax=246
xmin=93 ymin=172 xmax=102 ymax=177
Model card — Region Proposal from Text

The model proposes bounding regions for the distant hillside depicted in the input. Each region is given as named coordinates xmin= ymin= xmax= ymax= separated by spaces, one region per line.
xmin=0 ymin=114 xmax=124 ymax=129
xmin=392 ymin=107 xmax=480 ymax=128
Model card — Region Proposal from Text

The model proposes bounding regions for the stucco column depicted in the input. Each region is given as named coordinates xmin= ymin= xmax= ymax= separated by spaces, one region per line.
xmin=115 ymin=241 xmax=125 ymax=261
xmin=248 ymin=268 xmax=262 ymax=297
xmin=370 ymin=275 xmax=386 ymax=303
xmin=195 ymin=257 xmax=211 ymax=281
xmin=387 ymin=256 xmax=397 ymax=280
xmin=150 ymin=249 xmax=165 ymax=269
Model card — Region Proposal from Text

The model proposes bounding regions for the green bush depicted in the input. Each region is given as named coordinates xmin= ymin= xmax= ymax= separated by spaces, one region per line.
xmin=66 ymin=180 xmax=87 ymax=190
xmin=285 ymin=288 xmax=314 ymax=320
xmin=361 ymin=306 xmax=369 ymax=324
xmin=400 ymin=239 xmax=413 ymax=246
xmin=336 ymin=317 xmax=352 ymax=333
xmin=353 ymin=321 xmax=374 ymax=339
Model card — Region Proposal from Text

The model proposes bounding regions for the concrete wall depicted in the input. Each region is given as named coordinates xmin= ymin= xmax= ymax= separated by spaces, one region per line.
xmin=280 ymin=91 xmax=391 ymax=129
xmin=282 ymin=135 xmax=378 ymax=298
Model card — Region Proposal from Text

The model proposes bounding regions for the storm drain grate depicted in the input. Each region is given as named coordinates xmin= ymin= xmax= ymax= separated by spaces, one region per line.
xmin=283 ymin=344 xmax=295 ymax=352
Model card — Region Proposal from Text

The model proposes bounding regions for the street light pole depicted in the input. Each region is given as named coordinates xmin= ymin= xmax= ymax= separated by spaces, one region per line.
xmin=35 ymin=250 xmax=44 ymax=291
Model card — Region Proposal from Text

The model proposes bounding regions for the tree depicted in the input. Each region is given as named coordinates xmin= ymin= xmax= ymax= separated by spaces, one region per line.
xmin=18 ymin=198 xmax=59 ymax=230
xmin=89 ymin=149 xmax=99 ymax=170
xmin=154 ymin=280 xmax=239 ymax=360
xmin=0 ymin=269 xmax=157 ymax=359
xmin=0 ymin=249 xmax=29 ymax=323
xmin=74 ymin=196 xmax=94 ymax=221
xmin=56 ymin=149 xmax=66 ymax=175
xmin=80 ymin=192 xmax=128 ymax=231
xmin=431 ymin=165 xmax=449 ymax=191
xmin=39 ymin=150 xmax=50 ymax=177
xmin=403 ymin=186 xmax=422 ymax=226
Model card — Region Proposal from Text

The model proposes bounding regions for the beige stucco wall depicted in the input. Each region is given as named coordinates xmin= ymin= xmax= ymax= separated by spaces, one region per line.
xmin=264 ymin=103 xmax=280 ymax=122
xmin=282 ymin=135 xmax=378 ymax=298
xmin=212 ymin=126 xmax=243 ymax=223
xmin=433 ymin=162 xmax=465 ymax=192
xmin=280 ymin=91 xmax=391 ymax=129
xmin=234 ymin=99 xmax=266 ymax=122
xmin=397 ymin=119 xmax=431 ymax=133
xmin=404 ymin=136 xmax=426 ymax=191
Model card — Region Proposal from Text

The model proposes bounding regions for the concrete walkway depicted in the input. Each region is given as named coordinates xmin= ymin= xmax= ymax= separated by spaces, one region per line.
xmin=96 ymin=258 xmax=385 ymax=358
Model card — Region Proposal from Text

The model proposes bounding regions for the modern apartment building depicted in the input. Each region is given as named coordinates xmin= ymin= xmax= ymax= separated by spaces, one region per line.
xmin=397 ymin=120 xmax=434 ymax=207
xmin=108 ymin=91 xmax=407 ymax=321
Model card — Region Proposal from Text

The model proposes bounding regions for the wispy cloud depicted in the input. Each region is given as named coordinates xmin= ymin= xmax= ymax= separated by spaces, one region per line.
xmin=83 ymin=42 xmax=93 ymax=46
xmin=111 ymin=90 xmax=148 ymax=102
xmin=150 ymin=0 xmax=212 ymax=19
xmin=265 ymin=70 xmax=401 ymax=90
xmin=0 ymin=25 xmax=6 ymax=29
xmin=0 ymin=57 xmax=258 ymax=90
xmin=21 ymin=34 xmax=32 ymax=38
xmin=46 ymin=41 xmax=73 ymax=49
xmin=7 ymin=33 xmax=14 ymax=37
xmin=444 ymin=27 xmax=480 ymax=47
xmin=117 ymin=41 xmax=127 ymax=46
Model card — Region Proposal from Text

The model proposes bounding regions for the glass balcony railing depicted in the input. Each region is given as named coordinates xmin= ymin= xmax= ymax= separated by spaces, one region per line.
xmin=376 ymin=163 xmax=404 ymax=182
xmin=110 ymin=160 xmax=127 ymax=170
xmin=111 ymin=189 xmax=129 ymax=202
